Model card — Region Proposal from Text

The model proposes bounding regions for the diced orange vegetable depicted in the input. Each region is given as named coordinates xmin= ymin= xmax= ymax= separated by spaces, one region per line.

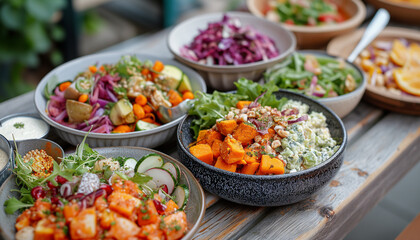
xmin=99 ymin=209 xmax=115 ymax=229
xmin=216 ymin=120 xmax=238 ymax=136
xmin=34 ymin=219 xmax=54 ymax=240
xmin=182 ymin=91 xmax=194 ymax=100
xmin=112 ymin=179 xmax=143 ymax=197
xmin=214 ymin=157 xmax=237 ymax=172
xmin=164 ymin=200 xmax=179 ymax=215
xmin=15 ymin=211 xmax=30 ymax=231
xmin=153 ymin=60 xmax=165 ymax=72
xmin=144 ymin=112 xmax=156 ymax=122
xmin=161 ymin=211 xmax=188 ymax=240
xmin=135 ymin=94 xmax=148 ymax=106
xmin=236 ymin=101 xmax=252 ymax=109
xmin=141 ymin=118 xmax=159 ymax=124
xmin=63 ymin=203 xmax=80 ymax=223
xmin=53 ymin=222 xmax=68 ymax=240
xmin=241 ymin=162 xmax=260 ymax=175
xmin=141 ymin=68 xmax=150 ymax=76
xmin=220 ymin=136 xmax=245 ymax=164
xmin=89 ymin=65 xmax=97 ymax=73
xmin=133 ymin=104 xmax=145 ymax=119
xmin=112 ymin=125 xmax=132 ymax=133
xmin=190 ymin=144 xmax=213 ymax=165
xmin=59 ymin=81 xmax=71 ymax=92
xmin=95 ymin=196 xmax=108 ymax=211
xmin=260 ymin=155 xmax=285 ymax=175
xmin=106 ymin=217 xmax=141 ymax=240
xmin=233 ymin=123 xmax=258 ymax=145
xmin=207 ymin=130 xmax=223 ymax=146
xmin=139 ymin=223 xmax=163 ymax=239
xmin=143 ymin=104 xmax=153 ymax=113
xmin=211 ymin=139 xmax=222 ymax=159
xmin=70 ymin=208 xmax=97 ymax=239
xmin=78 ymin=94 xmax=88 ymax=103
xmin=138 ymin=200 xmax=159 ymax=226
xmin=99 ymin=65 xmax=105 ymax=72
xmin=168 ymin=89 xmax=183 ymax=106
xmin=108 ymin=192 xmax=141 ymax=217
xmin=32 ymin=199 xmax=52 ymax=221
xmin=243 ymin=147 xmax=258 ymax=164
xmin=196 ymin=130 xmax=209 ymax=144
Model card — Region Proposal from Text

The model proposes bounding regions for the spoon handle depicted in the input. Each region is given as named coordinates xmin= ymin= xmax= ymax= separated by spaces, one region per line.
xmin=347 ymin=8 xmax=390 ymax=63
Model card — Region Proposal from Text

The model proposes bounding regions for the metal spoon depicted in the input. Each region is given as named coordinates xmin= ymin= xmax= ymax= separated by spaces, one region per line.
xmin=347 ymin=8 xmax=390 ymax=63
xmin=157 ymin=99 xmax=196 ymax=123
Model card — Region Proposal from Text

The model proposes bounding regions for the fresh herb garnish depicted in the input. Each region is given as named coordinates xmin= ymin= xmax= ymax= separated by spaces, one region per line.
xmin=13 ymin=122 xmax=24 ymax=129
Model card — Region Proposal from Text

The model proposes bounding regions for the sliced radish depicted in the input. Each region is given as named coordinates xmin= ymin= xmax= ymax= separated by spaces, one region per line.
xmin=135 ymin=153 xmax=163 ymax=173
xmin=144 ymin=168 xmax=175 ymax=195
xmin=123 ymin=158 xmax=137 ymax=170
xmin=173 ymin=185 xmax=189 ymax=210
xmin=162 ymin=162 xmax=181 ymax=183
xmin=145 ymin=180 xmax=157 ymax=190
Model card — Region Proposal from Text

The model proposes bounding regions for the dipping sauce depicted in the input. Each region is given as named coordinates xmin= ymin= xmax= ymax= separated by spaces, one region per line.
xmin=0 ymin=149 xmax=8 ymax=170
xmin=0 ymin=116 xmax=49 ymax=141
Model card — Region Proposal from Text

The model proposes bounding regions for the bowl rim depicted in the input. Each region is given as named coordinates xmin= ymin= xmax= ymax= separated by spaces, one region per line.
xmin=167 ymin=11 xmax=296 ymax=71
xmin=34 ymin=52 xmax=207 ymax=139
xmin=287 ymin=50 xmax=367 ymax=104
xmin=372 ymin=0 xmax=420 ymax=10
xmin=0 ymin=146 xmax=206 ymax=240
xmin=0 ymin=112 xmax=50 ymax=142
xmin=177 ymin=89 xmax=348 ymax=180
xmin=15 ymin=138 xmax=65 ymax=158
xmin=247 ymin=0 xmax=366 ymax=33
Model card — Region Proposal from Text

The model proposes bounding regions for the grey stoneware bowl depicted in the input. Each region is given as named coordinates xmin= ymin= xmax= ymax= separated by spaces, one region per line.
xmin=168 ymin=11 xmax=296 ymax=91
xmin=34 ymin=52 xmax=207 ymax=148
xmin=0 ymin=146 xmax=205 ymax=240
xmin=0 ymin=134 xmax=14 ymax=186
xmin=15 ymin=138 xmax=64 ymax=163
xmin=177 ymin=90 xmax=347 ymax=206
xmin=265 ymin=50 xmax=367 ymax=118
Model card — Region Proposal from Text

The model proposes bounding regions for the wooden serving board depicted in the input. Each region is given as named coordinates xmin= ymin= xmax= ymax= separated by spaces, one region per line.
xmin=327 ymin=27 xmax=420 ymax=115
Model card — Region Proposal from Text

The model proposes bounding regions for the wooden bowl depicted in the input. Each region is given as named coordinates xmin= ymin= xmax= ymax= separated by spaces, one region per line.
xmin=366 ymin=0 xmax=420 ymax=24
xmin=327 ymin=27 xmax=420 ymax=115
xmin=247 ymin=0 xmax=366 ymax=49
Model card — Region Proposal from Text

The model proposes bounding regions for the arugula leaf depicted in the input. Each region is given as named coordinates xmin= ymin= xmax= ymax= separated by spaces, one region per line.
xmin=4 ymin=197 xmax=33 ymax=214
xmin=130 ymin=173 xmax=152 ymax=185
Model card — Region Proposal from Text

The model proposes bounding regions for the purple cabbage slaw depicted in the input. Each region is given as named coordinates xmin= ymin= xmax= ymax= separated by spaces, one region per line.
xmin=180 ymin=14 xmax=280 ymax=66
xmin=47 ymin=74 xmax=120 ymax=134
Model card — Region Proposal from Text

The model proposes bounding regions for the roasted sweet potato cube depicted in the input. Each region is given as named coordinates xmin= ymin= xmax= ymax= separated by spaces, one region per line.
xmin=211 ymin=139 xmax=223 ymax=159
xmin=233 ymin=123 xmax=258 ymax=145
xmin=220 ymin=136 xmax=245 ymax=164
xmin=207 ymin=130 xmax=223 ymax=146
xmin=241 ymin=162 xmax=260 ymax=175
xmin=108 ymin=192 xmax=141 ymax=217
xmin=244 ymin=147 xmax=258 ymax=164
xmin=236 ymin=101 xmax=252 ymax=109
xmin=214 ymin=157 xmax=237 ymax=172
xmin=190 ymin=144 xmax=213 ymax=165
xmin=216 ymin=120 xmax=238 ymax=136
xmin=260 ymin=155 xmax=285 ymax=175
xmin=196 ymin=130 xmax=209 ymax=144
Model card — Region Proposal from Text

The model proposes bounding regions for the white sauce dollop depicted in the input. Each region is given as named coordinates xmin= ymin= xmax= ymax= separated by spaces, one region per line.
xmin=0 ymin=116 xmax=49 ymax=141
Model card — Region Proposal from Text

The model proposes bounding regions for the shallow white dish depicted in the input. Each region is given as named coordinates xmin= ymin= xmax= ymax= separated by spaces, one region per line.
xmin=168 ymin=11 xmax=296 ymax=91
xmin=34 ymin=52 xmax=207 ymax=148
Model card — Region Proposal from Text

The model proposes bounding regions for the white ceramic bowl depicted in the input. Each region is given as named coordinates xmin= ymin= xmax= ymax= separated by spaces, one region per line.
xmin=168 ymin=11 xmax=296 ymax=91
xmin=34 ymin=52 xmax=207 ymax=148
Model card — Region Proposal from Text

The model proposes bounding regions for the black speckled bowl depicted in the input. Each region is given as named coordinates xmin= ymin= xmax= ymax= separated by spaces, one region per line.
xmin=177 ymin=90 xmax=347 ymax=206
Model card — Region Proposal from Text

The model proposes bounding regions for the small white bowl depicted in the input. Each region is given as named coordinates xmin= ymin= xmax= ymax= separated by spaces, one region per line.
xmin=168 ymin=11 xmax=296 ymax=91
xmin=0 ymin=113 xmax=50 ymax=143
xmin=34 ymin=52 xmax=207 ymax=148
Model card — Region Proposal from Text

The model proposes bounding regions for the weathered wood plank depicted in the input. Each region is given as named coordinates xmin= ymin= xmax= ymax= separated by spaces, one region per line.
xmin=237 ymin=113 xmax=420 ymax=240
xmin=0 ymin=91 xmax=35 ymax=118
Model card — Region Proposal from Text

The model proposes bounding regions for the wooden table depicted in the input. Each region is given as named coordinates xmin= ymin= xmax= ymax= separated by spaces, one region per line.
xmin=2 ymin=29 xmax=420 ymax=240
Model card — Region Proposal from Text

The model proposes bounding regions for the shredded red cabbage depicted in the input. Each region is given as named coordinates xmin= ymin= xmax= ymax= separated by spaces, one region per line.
xmin=288 ymin=115 xmax=308 ymax=124
xmin=248 ymin=91 xmax=266 ymax=109
xmin=249 ymin=118 xmax=273 ymax=135
xmin=281 ymin=108 xmax=299 ymax=116
xmin=180 ymin=14 xmax=279 ymax=65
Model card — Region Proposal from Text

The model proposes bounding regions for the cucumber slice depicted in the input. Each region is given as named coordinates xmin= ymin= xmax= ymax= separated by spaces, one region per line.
xmin=177 ymin=74 xmax=192 ymax=93
xmin=135 ymin=120 xmax=159 ymax=131
xmin=173 ymin=185 xmax=189 ymax=210
xmin=135 ymin=153 xmax=164 ymax=173
xmin=144 ymin=168 xmax=175 ymax=194
xmin=123 ymin=158 xmax=137 ymax=170
xmin=162 ymin=162 xmax=181 ymax=183
xmin=161 ymin=65 xmax=183 ymax=89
